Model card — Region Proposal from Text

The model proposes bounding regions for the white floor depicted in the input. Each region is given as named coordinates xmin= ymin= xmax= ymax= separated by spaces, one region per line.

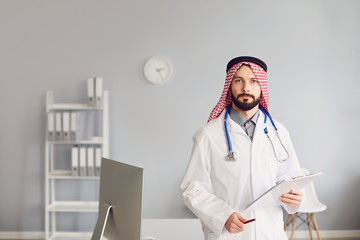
xmin=1 ymin=238 xmax=360 ymax=240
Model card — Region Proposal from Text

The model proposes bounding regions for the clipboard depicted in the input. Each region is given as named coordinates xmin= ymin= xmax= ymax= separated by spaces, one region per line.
xmin=245 ymin=172 xmax=322 ymax=211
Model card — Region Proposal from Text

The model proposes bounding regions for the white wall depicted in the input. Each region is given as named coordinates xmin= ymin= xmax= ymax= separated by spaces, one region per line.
xmin=0 ymin=0 xmax=359 ymax=232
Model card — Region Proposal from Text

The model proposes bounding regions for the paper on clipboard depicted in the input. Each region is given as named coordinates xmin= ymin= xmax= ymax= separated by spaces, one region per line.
xmin=245 ymin=172 xmax=322 ymax=211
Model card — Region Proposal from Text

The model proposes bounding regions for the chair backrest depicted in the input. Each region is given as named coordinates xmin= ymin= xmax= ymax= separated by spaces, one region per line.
xmin=301 ymin=167 xmax=321 ymax=203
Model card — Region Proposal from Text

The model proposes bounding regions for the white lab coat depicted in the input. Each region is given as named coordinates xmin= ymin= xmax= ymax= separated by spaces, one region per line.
xmin=181 ymin=109 xmax=303 ymax=240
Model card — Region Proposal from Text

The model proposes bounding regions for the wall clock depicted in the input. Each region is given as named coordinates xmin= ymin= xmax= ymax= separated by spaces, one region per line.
xmin=143 ymin=56 xmax=172 ymax=84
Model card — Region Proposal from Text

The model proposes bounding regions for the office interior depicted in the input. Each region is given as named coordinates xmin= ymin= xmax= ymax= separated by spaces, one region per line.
xmin=0 ymin=0 xmax=359 ymax=239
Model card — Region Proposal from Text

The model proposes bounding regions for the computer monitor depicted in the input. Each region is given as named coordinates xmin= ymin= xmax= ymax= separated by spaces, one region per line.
xmin=91 ymin=158 xmax=144 ymax=240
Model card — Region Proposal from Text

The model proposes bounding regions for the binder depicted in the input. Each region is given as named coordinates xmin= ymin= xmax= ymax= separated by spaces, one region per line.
xmin=70 ymin=112 xmax=77 ymax=142
xmin=55 ymin=112 xmax=62 ymax=141
xmin=245 ymin=172 xmax=323 ymax=211
xmin=62 ymin=112 xmax=70 ymax=142
xmin=71 ymin=146 xmax=79 ymax=176
xmin=95 ymin=77 xmax=103 ymax=107
xmin=87 ymin=77 xmax=95 ymax=106
xmin=47 ymin=112 xmax=54 ymax=141
xmin=95 ymin=147 xmax=102 ymax=176
xmin=87 ymin=147 xmax=95 ymax=176
xmin=79 ymin=147 xmax=87 ymax=176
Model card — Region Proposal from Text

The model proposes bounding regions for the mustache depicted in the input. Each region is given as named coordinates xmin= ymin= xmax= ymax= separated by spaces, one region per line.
xmin=237 ymin=93 xmax=255 ymax=99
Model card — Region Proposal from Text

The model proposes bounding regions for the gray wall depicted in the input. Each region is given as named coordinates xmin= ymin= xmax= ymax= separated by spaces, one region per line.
xmin=0 ymin=0 xmax=359 ymax=232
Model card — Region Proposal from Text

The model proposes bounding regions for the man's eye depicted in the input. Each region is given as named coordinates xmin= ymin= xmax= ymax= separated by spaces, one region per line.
xmin=252 ymin=79 xmax=258 ymax=83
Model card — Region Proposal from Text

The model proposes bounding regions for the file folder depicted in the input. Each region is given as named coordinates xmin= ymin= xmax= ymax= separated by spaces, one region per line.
xmin=55 ymin=112 xmax=62 ymax=141
xmin=71 ymin=146 xmax=79 ymax=176
xmin=88 ymin=77 xmax=95 ymax=106
xmin=95 ymin=77 xmax=103 ymax=107
xmin=87 ymin=147 xmax=95 ymax=176
xmin=79 ymin=147 xmax=87 ymax=176
xmin=95 ymin=147 xmax=102 ymax=176
xmin=245 ymin=172 xmax=323 ymax=211
xmin=47 ymin=112 xmax=54 ymax=141
xmin=70 ymin=112 xmax=77 ymax=142
xmin=62 ymin=112 xmax=70 ymax=142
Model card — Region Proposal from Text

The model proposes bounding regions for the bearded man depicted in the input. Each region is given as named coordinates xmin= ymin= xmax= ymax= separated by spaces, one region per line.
xmin=181 ymin=56 xmax=303 ymax=240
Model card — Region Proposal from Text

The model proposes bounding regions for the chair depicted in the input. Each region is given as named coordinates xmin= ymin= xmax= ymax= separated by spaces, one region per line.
xmin=284 ymin=168 xmax=327 ymax=240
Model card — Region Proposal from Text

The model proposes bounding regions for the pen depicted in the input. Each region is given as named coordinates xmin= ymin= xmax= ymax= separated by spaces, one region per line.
xmin=243 ymin=218 xmax=256 ymax=224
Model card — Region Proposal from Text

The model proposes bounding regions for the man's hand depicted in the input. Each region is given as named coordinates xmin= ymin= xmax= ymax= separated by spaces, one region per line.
xmin=224 ymin=212 xmax=248 ymax=233
xmin=279 ymin=189 xmax=303 ymax=208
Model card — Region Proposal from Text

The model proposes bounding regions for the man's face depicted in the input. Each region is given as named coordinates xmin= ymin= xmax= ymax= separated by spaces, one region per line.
xmin=230 ymin=65 xmax=261 ymax=111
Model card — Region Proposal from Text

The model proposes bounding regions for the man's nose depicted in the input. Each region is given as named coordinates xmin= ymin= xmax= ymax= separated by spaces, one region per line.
xmin=241 ymin=81 xmax=250 ymax=92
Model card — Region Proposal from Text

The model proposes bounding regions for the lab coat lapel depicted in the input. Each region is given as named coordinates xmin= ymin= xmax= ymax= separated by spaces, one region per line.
xmin=252 ymin=110 xmax=267 ymax=146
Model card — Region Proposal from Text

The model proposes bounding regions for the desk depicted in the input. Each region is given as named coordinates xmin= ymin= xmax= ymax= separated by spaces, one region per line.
xmin=142 ymin=219 xmax=204 ymax=240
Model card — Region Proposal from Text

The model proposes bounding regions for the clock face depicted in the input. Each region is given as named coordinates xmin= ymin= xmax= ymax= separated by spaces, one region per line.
xmin=143 ymin=56 xmax=171 ymax=84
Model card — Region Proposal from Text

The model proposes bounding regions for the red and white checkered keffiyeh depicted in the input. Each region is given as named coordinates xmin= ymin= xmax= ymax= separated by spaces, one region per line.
xmin=208 ymin=61 xmax=269 ymax=122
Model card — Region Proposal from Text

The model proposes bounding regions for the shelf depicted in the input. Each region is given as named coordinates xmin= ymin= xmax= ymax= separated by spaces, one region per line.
xmin=49 ymin=171 xmax=100 ymax=179
xmin=47 ymin=201 xmax=98 ymax=212
xmin=45 ymin=90 xmax=109 ymax=239
xmin=49 ymin=231 xmax=93 ymax=240
xmin=49 ymin=103 xmax=103 ymax=111
xmin=47 ymin=140 xmax=103 ymax=145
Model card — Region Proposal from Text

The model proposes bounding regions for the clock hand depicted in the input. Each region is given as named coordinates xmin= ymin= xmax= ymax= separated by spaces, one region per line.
xmin=157 ymin=71 xmax=164 ymax=80
xmin=156 ymin=68 xmax=165 ymax=72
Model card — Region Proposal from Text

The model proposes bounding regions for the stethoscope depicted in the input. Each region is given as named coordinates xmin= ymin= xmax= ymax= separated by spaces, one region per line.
xmin=224 ymin=105 xmax=289 ymax=162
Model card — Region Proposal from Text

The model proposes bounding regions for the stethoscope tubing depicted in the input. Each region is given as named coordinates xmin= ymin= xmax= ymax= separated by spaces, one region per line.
xmin=224 ymin=106 xmax=233 ymax=152
xmin=224 ymin=105 xmax=289 ymax=162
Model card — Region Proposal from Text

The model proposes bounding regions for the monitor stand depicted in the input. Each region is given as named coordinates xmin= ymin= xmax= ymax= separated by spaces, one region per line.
xmin=91 ymin=202 xmax=112 ymax=240
xmin=91 ymin=202 xmax=155 ymax=240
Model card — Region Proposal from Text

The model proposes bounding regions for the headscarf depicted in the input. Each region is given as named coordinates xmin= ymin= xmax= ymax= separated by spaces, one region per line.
xmin=208 ymin=57 xmax=269 ymax=122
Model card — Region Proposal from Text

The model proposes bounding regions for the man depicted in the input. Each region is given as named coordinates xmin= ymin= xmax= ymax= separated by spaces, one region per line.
xmin=181 ymin=56 xmax=303 ymax=240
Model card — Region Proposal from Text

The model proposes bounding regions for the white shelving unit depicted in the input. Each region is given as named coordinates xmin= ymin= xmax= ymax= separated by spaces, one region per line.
xmin=45 ymin=91 xmax=109 ymax=240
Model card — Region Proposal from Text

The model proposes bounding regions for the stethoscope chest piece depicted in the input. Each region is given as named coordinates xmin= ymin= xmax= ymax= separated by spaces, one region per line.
xmin=227 ymin=151 xmax=237 ymax=161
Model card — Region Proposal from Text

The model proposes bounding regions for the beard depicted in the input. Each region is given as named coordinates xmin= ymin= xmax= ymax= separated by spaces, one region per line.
xmin=231 ymin=92 xmax=261 ymax=111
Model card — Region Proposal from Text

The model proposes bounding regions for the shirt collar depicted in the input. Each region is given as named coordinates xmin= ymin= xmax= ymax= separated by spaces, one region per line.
xmin=229 ymin=108 xmax=260 ymax=126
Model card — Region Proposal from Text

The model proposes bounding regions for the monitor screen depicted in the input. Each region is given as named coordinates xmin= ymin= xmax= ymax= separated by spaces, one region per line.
xmin=92 ymin=158 xmax=144 ymax=240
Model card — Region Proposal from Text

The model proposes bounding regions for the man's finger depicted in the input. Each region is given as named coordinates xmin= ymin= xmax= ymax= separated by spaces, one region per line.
xmin=282 ymin=193 xmax=302 ymax=201
xmin=280 ymin=196 xmax=301 ymax=207
xmin=291 ymin=189 xmax=303 ymax=196
xmin=280 ymin=197 xmax=299 ymax=204
xmin=232 ymin=215 xmax=244 ymax=229
xmin=225 ymin=213 xmax=245 ymax=233
xmin=228 ymin=226 xmax=239 ymax=233
xmin=236 ymin=213 xmax=247 ymax=223
xmin=228 ymin=219 xmax=242 ymax=233
xmin=234 ymin=214 xmax=246 ymax=231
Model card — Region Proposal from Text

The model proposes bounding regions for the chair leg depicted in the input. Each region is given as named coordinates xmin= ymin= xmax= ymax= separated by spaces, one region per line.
xmin=290 ymin=213 xmax=298 ymax=240
xmin=306 ymin=213 xmax=313 ymax=240
xmin=311 ymin=213 xmax=321 ymax=240
xmin=284 ymin=214 xmax=292 ymax=231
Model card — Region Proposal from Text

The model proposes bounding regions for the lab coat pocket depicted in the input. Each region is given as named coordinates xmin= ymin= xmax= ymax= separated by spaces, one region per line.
xmin=207 ymin=232 xmax=222 ymax=240
xmin=220 ymin=231 xmax=243 ymax=240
